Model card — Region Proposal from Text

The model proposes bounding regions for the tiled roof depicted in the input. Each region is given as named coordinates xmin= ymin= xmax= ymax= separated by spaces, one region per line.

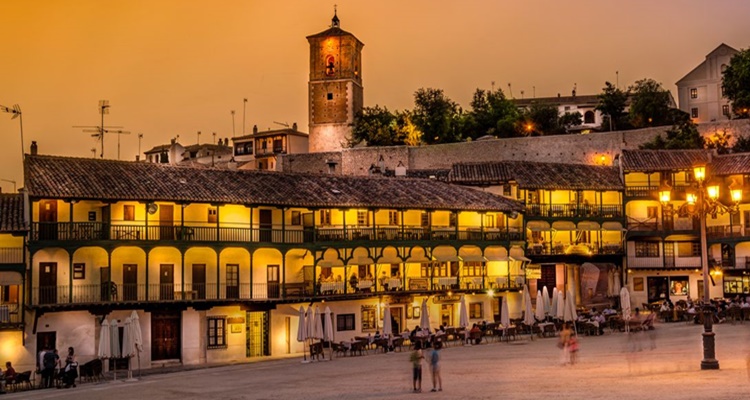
xmin=25 ymin=155 xmax=523 ymax=213
xmin=0 ymin=194 xmax=25 ymax=233
xmin=710 ymin=153 xmax=750 ymax=176
xmin=405 ymin=169 xmax=451 ymax=181
xmin=620 ymin=149 xmax=712 ymax=172
xmin=448 ymin=161 xmax=622 ymax=191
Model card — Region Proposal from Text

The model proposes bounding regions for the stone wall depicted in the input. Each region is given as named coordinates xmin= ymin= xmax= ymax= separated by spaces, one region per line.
xmin=281 ymin=119 xmax=750 ymax=176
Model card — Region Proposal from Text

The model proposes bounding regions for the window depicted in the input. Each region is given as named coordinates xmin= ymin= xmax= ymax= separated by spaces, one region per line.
xmin=449 ymin=212 xmax=457 ymax=228
xmin=635 ymin=242 xmax=659 ymax=257
xmin=421 ymin=212 xmax=430 ymax=227
xmin=319 ymin=209 xmax=331 ymax=226
xmin=226 ymin=264 xmax=239 ymax=287
xmin=723 ymin=105 xmax=730 ymax=116
xmin=73 ymin=263 xmax=85 ymax=280
xmin=690 ymin=88 xmax=698 ymax=99
xmin=388 ymin=210 xmax=399 ymax=226
xmin=291 ymin=211 xmax=301 ymax=226
xmin=325 ymin=55 xmax=335 ymax=76
xmin=462 ymin=261 xmax=484 ymax=276
xmin=336 ymin=313 xmax=355 ymax=331
xmin=691 ymin=108 xmax=699 ymax=119
xmin=584 ymin=111 xmax=595 ymax=124
xmin=361 ymin=306 xmax=377 ymax=332
xmin=677 ymin=242 xmax=700 ymax=257
xmin=208 ymin=207 xmax=217 ymax=223
xmin=484 ymin=214 xmax=495 ymax=228
xmin=647 ymin=206 xmax=658 ymax=220
xmin=357 ymin=210 xmax=369 ymax=226
xmin=327 ymin=93 xmax=333 ymax=100
xmin=207 ymin=317 xmax=227 ymax=349
xmin=123 ymin=205 xmax=135 ymax=221
xmin=469 ymin=302 xmax=483 ymax=319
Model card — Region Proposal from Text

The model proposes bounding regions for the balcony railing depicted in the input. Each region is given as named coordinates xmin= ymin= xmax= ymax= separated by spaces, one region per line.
xmin=527 ymin=242 xmax=623 ymax=256
xmin=625 ymin=185 xmax=658 ymax=198
xmin=31 ymin=222 xmax=522 ymax=244
xmin=0 ymin=303 xmax=21 ymax=327
xmin=626 ymin=256 xmax=701 ymax=269
xmin=706 ymin=225 xmax=747 ymax=239
xmin=0 ymin=247 xmax=23 ymax=264
xmin=524 ymin=203 xmax=622 ymax=219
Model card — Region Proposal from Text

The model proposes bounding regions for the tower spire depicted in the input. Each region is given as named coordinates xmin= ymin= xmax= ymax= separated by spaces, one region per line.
xmin=331 ymin=5 xmax=339 ymax=28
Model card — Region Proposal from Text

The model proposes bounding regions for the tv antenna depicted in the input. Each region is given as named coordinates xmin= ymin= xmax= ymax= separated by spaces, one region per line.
xmin=73 ymin=100 xmax=129 ymax=159
xmin=137 ymin=133 xmax=143 ymax=159
xmin=273 ymin=121 xmax=290 ymax=128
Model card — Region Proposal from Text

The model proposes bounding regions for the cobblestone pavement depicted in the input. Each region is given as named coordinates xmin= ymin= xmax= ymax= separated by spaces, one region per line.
xmin=6 ymin=322 xmax=750 ymax=400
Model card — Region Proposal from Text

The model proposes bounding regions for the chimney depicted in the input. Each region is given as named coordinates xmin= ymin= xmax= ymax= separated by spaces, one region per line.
xmin=253 ymin=125 xmax=258 ymax=134
xmin=135 ymin=155 xmax=140 ymax=162
xmin=292 ymin=122 xmax=297 ymax=131
xmin=30 ymin=141 xmax=38 ymax=155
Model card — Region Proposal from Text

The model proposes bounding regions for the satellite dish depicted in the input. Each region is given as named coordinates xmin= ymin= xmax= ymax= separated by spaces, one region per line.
xmin=147 ymin=203 xmax=158 ymax=215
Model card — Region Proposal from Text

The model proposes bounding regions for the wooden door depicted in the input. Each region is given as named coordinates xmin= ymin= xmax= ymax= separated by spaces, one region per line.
xmin=160 ymin=204 xmax=174 ymax=240
xmin=36 ymin=331 xmax=56 ymax=369
xmin=123 ymin=264 xmax=138 ymax=301
xmin=226 ymin=264 xmax=239 ymax=299
xmin=538 ymin=264 xmax=557 ymax=295
xmin=192 ymin=264 xmax=206 ymax=300
xmin=100 ymin=267 xmax=113 ymax=301
xmin=151 ymin=311 xmax=181 ymax=361
xmin=493 ymin=297 xmax=503 ymax=323
xmin=267 ymin=265 xmax=279 ymax=299
xmin=389 ymin=307 xmax=403 ymax=336
xmin=39 ymin=262 xmax=57 ymax=304
xmin=39 ymin=200 xmax=58 ymax=240
xmin=259 ymin=209 xmax=272 ymax=242
xmin=101 ymin=205 xmax=111 ymax=240
xmin=440 ymin=304 xmax=454 ymax=327
xmin=302 ymin=212 xmax=314 ymax=242
xmin=160 ymin=264 xmax=174 ymax=300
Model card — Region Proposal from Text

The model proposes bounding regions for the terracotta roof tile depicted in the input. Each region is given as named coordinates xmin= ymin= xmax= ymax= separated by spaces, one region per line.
xmin=621 ymin=149 xmax=711 ymax=172
xmin=25 ymin=155 xmax=523 ymax=213
xmin=448 ymin=161 xmax=622 ymax=191
xmin=0 ymin=194 xmax=25 ymax=233
xmin=710 ymin=152 xmax=750 ymax=176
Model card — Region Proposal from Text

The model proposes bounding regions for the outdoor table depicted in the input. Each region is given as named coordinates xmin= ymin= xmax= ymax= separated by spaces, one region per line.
xmin=358 ymin=280 xmax=373 ymax=290
xmin=468 ymin=277 xmax=483 ymax=289
xmin=387 ymin=278 xmax=402 ymax=290
xmin=437 ymin=277 xmax=457 ymax=288
xmin=495 ymin=277 xmax=508 ymax=288
xmin=320 ymin=282 xmax=344 ymax=294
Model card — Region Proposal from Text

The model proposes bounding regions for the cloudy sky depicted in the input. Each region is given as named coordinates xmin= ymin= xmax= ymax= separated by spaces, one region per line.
xmin=1 ymin=0 xmax=749 ymax=187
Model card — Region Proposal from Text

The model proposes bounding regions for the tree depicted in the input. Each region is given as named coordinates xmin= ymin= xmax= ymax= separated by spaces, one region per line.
xmin=704 ymin=129 xmax=732 ymax=154
xmin=465 ymin=88 xmax=520 ymax=139
xmin=412 ymin=88 xmax=461 ymax=144
xmin=722 ymin=48 xmax=750 ymax=118
xmin=733 ymin=135 xmax=750 ymax=153
xmin=349 ymin=105 xmax=398 ymax=147
xmin=559 ymin=112 xmax=583 ymax=133
xmin=628 ymin=78 xmax=673 ymax=128
xmin=393 ymin=110 xmax=423 ymax=146
xmin=640 ymin=119 xmax=704 ymax=150
xmin=596 ymin=81 xmax=628 ymax=131
xmin=521 ymin=103 xmax=560 ymax=135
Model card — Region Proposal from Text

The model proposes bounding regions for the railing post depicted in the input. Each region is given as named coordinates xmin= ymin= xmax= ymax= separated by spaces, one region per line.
xmin=216 ymin=205 xmax=220 ymax=242
xmin=282 ymin=207 xmax=286 ymax=244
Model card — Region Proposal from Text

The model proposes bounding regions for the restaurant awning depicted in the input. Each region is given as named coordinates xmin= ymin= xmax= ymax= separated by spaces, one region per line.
xmin=433 ymin=254 xmax=461 ymax=262
xmin=510 ymin=256 xmax=532 ymax=262
xmin=602 ymin=221 xmax=625 ymax=231
xmin=577 ymin=221 xmax=601 ymax=231
xmin=526 ymin=221 xmax=551 ymax=232
xmin=459 ymin=255 xmax=487 ymax=263
xmin=552 ymin=221 xmax=576 ymax=231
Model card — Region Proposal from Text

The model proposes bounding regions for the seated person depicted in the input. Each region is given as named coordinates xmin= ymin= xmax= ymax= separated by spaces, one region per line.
xmin=373 ymin=330 xmax=382 ymax=340
xmin=335 ymin=275 xmax=342 ymax=282
xmin=349 ymin=273 xmax=359 ymax=291
xmin=365 ymin=272 xmax=374 ymax=281
xmin=469 ymin=323 xmax=482 ymax=344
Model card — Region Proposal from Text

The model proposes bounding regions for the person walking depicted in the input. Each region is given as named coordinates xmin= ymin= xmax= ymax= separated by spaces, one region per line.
xmin=410 ymin=341 xmax=424 ymax=393
xmin=559 ymin=322 xmax=572 ymax=366
xmin=42 ymin=348 xmax=59 ymax=388
xmin=430 ymin=341 xmax=443 ymax=392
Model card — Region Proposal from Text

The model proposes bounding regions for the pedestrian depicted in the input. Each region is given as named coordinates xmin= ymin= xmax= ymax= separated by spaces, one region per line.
xmin=42 ymin=348 xmax=59 ymax=388
xmin=559 ymin=322 xmax=572 ymax=365
xmin=410 ymin=341 xmax=424 ymax=393
xmin=61 ymin=347 xmax=78 ymax=388
xmin=430 ymin=341 xmax=443 ymax=392
xmin=568 ymin=334 xmax=579 ymax=365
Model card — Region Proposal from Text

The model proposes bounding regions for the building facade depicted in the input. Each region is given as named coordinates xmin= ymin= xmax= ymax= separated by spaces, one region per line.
xmin=231 ymin=124 xmax=309 ymax=171
xmin=676 ymin=43 xmax=739 ymax=123
xmin=14 ymin=154 xmax=527 ymax=372
xmin=307 ymin=12 xmax=364 ymax=153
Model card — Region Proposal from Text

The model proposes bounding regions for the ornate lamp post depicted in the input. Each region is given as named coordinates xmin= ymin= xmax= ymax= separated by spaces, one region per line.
xmin=659 ymin=165 xmax=742 ymax=370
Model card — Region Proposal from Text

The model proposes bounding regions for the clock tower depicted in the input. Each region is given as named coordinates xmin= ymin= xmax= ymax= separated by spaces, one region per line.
xmin=307 ymin=10 xmax=364 ymax=153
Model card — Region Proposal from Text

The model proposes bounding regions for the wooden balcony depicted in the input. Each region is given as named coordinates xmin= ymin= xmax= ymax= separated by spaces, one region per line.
xmin=30 ymin=222 xmax=523 ymax=246
xmin=0 ymin=247 xmax=23 ymax=264
xmin=525 ymin=203 xmax=622 ymax=219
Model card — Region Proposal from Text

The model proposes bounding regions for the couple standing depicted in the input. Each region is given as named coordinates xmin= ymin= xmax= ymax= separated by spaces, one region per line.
xmin=410 ymin=341 xmax=442 ymax=393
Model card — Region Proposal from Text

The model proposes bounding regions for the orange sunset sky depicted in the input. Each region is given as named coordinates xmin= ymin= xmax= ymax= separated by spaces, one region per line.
xmin=1 ymin=0 xmax=750 ymax=188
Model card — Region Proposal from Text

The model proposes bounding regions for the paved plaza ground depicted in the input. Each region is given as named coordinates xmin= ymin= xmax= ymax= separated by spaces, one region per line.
xmin=7 ymin=321 xmax=750 ymax=400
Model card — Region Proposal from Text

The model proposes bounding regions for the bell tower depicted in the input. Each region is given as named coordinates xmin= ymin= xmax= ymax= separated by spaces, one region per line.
xmin=307 ymin=9 xmax=364 ymax=153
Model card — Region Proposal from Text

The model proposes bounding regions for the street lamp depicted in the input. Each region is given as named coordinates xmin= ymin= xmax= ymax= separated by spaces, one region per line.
xmin=659 ymin=165 xmax=742 ymax=370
